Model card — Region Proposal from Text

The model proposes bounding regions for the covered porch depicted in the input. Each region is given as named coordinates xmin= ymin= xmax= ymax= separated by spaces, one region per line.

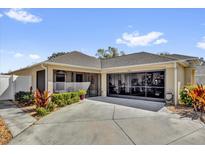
xmin=36 ymin=64 xmax=102 ymax=97
xmin=53 ymin=70 xmax=101 ymax=97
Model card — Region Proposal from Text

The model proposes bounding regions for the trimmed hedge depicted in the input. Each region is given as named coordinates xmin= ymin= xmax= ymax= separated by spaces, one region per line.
xmin=51 ymin=91 xmax=80 ymax=107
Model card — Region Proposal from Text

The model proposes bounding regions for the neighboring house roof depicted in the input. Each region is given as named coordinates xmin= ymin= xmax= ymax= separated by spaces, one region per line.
xmin=46 ymin=51 xmax=101 ymax=68
xmin=8 ymin=51 xmax=199 ymax=74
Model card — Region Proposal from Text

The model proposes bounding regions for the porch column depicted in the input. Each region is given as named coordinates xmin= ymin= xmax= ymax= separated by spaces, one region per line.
xmin=47 ymin=67 xmax=53 ymax=93
xmin=101 ymin=73 xmax=107 ymax=96
xmin=174 ymin=62 xmax=178 ymax=106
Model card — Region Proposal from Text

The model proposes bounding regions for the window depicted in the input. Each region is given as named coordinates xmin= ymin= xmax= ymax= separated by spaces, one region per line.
xmin=56 ymin=71 xmax=65 ymax=82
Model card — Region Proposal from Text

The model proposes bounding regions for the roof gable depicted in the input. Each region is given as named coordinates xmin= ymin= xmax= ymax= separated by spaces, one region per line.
xmin=47 ymin=51 xmax=101 ymax=68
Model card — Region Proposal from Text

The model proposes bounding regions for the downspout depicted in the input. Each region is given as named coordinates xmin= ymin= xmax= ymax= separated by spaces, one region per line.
xmin=41 ymin=63 xmax=48 ymax=91
xmin=174 ymin=62 xmax=178 ymax=106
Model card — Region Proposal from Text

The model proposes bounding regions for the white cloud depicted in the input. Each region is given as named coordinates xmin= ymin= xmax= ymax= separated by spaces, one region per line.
xmin=0 ymin=13 xmax=3 ymax=18
xmin=153 ymin=38 xmax=168 ymax=45
xmin=5 ymin=8 xmax=42 ymax=23
xmin=14 ymin=52 xmax=24 ymax=58
xmin=29 ymin=54 xmax=41 ymax=60
xmin=116 ymin=31 xmax=167 ymax=47
xmin=197 ymin=37 xmax=205 ymax=49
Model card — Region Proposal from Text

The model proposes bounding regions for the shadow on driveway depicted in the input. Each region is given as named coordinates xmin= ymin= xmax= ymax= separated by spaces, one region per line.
xmin=87 ymin=96 xmax=165 ymax=112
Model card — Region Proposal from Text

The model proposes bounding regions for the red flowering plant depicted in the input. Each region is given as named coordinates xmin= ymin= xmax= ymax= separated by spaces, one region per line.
xmin=188 ymin=84 xmax=205 ymax=122
xmin=34 ymin=89 xmax=51 ymax=108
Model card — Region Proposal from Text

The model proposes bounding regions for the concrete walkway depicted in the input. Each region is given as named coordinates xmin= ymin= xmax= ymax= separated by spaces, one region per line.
xmin=9 ymin=99 xmax=205 ymax=145
xmin=0 ymin=101 xmax=36 ymax=137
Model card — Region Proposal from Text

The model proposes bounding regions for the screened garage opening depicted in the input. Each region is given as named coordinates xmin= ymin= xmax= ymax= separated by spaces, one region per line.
xmin=107 ymin=71 xmax=165 ymax=101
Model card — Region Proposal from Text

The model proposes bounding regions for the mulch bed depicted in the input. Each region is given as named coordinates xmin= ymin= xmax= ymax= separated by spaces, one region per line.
xmin=166 ymin=105 xmax=205 ymax=121
xmin=0 ymin=117 xmax=12 ymax=145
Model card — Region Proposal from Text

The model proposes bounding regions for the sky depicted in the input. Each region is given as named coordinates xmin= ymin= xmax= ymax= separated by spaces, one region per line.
xmin=1 ymin=8 xmax=205 ymax=73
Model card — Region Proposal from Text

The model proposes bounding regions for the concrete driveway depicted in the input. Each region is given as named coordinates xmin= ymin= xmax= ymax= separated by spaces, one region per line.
xmin=10 ymin=99 xmax=205 ymax=145
xmin=88 ymin=96 xmax=165 ymax=111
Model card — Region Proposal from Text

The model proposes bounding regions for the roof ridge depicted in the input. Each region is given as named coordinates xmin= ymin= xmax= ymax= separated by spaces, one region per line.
xmin=100 ymin=51 xmax=149 ymax=61
xmin=47 ymin=50 xmax=99 ymax=62
xmin=158 ymin=54 xmax=179 ymax=60
xmin=100 ymin=51 xmax=175 ymax=61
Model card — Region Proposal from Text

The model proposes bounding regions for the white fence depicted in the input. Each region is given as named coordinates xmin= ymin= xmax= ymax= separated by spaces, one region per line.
xmin=53 ymin=82 xmax=90 ymax=93
xmin=0 ymin=75 xmax=32 ymax=100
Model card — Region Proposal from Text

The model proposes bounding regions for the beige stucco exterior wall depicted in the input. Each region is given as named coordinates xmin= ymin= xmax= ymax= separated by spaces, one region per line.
xmin=47 ymin=66 xmax=53 ymax=93
xmin=165 ymin=67 xmax=175 ymax=94
xmin=177 ymin=63 xmax=185 ymax=88
xmin=101 ymin=73 xmax=107 ymax=96
xmin=9 ymin=64 xmax=45 ymax=91
xmin=101 ymin=63 xmax=176 ymax=99
xmin=10 ymin=61 xmax=197 ymax=105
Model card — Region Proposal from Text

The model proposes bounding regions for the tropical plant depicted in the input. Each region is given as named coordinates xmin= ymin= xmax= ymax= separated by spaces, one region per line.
xmin=188 ymin=84 xmax=205 ymax=122
xmin=96 ymin=47 xmax=125 ymax=59
xmin=79 ymin=89 xmax=87 ymax=100
xmin=79 ymin=89 xmax=86 ymax=96
xmin=34 ymin=90 xmax=51 ymax=108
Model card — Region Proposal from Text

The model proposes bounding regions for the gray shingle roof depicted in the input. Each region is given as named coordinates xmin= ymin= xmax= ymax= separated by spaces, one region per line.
xmin=46 ymin=51 xmax=199 ymax=69
xmin=161 ymin=54 xmax=197 ymax=60
xmin=47 ymin=51 xmax=101 ymax=68
xmin=101 ymin=52 xmax=176 ymax=68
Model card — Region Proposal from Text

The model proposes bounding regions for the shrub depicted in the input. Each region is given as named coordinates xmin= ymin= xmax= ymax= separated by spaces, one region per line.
xmin=15 ymin=91 xmax=34 ymax=104
xmin=34 ymin=90 xmax=51 ymax=108
xmin=62 ymin=93 xmax=72 ymax=105
xmin=46 ymin=102 xmax=56 ymax=112
xmin=179 ymin=87 xmax=193 ymax=106
xmin=51 ymin=92 xmax=80 ymax=107
xmin=52 ymin=94 xmax=66 ymax=107
xmin=71 ymin=96 xmax=80 ymax=103
xmin=71 ymin=92 xmax=78 ymax=98
xmin=36 ymin=107 xmax=50 ymax=116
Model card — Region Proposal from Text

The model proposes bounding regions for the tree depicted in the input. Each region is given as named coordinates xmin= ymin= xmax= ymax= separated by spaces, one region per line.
xmin=96 ymin=47 xmax=125 ymax=59
xmin=48 ymin=52 xmax=68 ymax=60
xmin=158 ymin=52 xmax=170 ymax=56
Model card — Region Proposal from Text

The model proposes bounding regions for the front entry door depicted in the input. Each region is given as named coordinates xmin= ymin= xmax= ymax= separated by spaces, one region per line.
xmin=37 ymin=70 xmax=45 ymax=92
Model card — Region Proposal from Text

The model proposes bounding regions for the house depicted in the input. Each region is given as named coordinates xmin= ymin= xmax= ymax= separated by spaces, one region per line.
xmin=8 ymin=51 xmax=200 ymax=105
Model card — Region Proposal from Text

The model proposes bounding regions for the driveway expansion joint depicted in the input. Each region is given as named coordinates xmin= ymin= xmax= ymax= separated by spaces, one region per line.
xmin=166 ymin=126 xmax=204 ymax=145
xmin=112 ymin=104 xmax=136 ymax=145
